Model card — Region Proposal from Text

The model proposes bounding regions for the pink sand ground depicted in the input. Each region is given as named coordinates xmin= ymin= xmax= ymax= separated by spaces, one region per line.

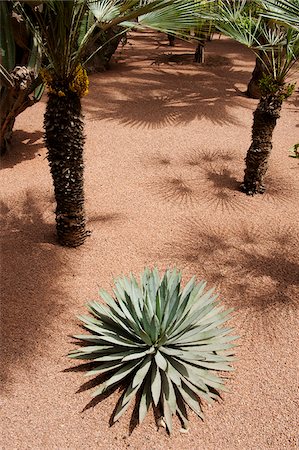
xmin=1 ymin=32 xmax=299 ymax=450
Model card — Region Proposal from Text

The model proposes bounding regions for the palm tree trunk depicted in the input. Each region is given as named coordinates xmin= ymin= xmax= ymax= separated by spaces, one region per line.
xmin=241 ymin=93 xmax=283 ymax=195
xmin=167 ymin=33 xmax=175 ymax=46
xmin=0 ymin=114 xmax=15 ymax=156
xmin=44 ymin=91 xmax=87 ymax=247
xmin=0 ymin=68 xmax=41 ymax=155
xmin=246 ymin=55 xmax=263 ymax=99
xmin=194 ymin=41 xmax=205 ymax=63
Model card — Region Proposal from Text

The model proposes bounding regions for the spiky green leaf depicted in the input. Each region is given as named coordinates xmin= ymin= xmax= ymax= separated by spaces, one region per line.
xmin=69 ymin=268 xmax=237 ymax=432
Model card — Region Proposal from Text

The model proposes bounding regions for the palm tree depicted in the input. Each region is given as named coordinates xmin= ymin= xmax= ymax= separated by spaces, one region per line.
xmin=261 ymin=0 xmax=299 ymax=154
xmin=215 ymin=0 xmax=299 ymax=195
xmin=19 ymin=0 xmax=207 ymax=247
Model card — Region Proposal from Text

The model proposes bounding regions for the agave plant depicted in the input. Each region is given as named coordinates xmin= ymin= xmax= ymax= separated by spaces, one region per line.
xmin=69 ymin=268 xmax=237 ymax=433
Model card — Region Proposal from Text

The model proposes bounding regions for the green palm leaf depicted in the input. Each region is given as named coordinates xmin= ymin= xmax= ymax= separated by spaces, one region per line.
xmin=261 ymin=0 xmax=299 ymax=30
xmin=214 ymin=0 xmax=299 ymax=82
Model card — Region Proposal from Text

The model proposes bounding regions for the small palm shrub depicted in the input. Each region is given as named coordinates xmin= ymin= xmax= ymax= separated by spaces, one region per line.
xmin=289 ymin=143 xmax=299 ymax=158
xmin=69 ymin=268 xmax=237 ymax=433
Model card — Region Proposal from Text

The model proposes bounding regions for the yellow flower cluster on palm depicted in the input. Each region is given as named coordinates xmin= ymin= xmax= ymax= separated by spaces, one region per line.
xmin=40 ymin=65 xmax=89 ymax=97
xmin=69 ymin=65 xmax=89 ymax=97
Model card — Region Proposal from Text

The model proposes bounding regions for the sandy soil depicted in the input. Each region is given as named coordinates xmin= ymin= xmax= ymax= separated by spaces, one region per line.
xmin=1 ymin=31 xmax=299 ymax=450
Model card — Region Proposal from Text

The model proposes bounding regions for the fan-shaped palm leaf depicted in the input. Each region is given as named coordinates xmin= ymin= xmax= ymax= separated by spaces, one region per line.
xmin=261 ymin=0 xmax=299 ymax=30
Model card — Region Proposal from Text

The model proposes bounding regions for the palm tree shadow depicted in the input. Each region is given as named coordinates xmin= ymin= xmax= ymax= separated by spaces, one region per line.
xmin=85 ymin=33 xmax=252 ymax=129
xmin=66 ymin=360 xmax=140 ymax=432
xmin=260 ymin=172 xmax=295 ymax=204
xmin=148 ymin=148 xmax=247 ymax=212
xmin=0 ymin=191 xmax=66 ymax=391
xmin=186 ymin=149 xmax=295 ymax=205
xmin=145 ymin=152 xmax=172 ymax=168
xmin=1 ymin=129 xmax=44 ymax=169
xmin=185 ymin=148 xmax=295 ymax=210
xmin=185 ymin=149 xmax=237 ymax=167
xmin=150 ymin=175 xmax=198 ymax=206
xmin=86 ymin=68 xmax=246 ymax=129
xmin=161 ymin=218 xmax=299 ymax=343
xmin=184 ymin=148 xmax=241 ymax=186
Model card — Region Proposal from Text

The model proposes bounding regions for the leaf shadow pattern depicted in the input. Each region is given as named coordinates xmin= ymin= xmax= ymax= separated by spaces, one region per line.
xmin=84 ymin=32 xmax=252 ymax=129
xmin=185 ymin=149 xmax=237 ymax=167
xmin=1 ymin=129 xmax=44 ymax=169
xmin=142 ymin=151 xmax=172 ymax=169
xmin=149 ymin=175 xmax=198 ymax=206
xmin=149 ymin=53 xmax=232 ymax=68
xmin=259 ymin=171 xmax=295 ymax=204
xmin=194 ymin=154 xmax=247 ymax=213
xmin=184 ymin=148 xmax=294 ymax=210
xmin=184 ymin=148 xmax=245 ymax=212
xmin=161 ymin=218 xmax=299 ymax=345
xmin=0 ymin=191 xmax=66 ymax=390
xmin=86 ymin=68 xmax=246 ymax=129
xmin=66 ymin=360 xmax=143 ymax=433
xmin=147 ymin=148 xmax=248 ymax=213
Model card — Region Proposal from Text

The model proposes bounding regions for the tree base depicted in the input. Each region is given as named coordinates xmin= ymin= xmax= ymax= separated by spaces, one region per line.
xmin=240 ymin=182 xmax=266 ymax=196
xmin=57 ymin=229 xmax=91 ymax=248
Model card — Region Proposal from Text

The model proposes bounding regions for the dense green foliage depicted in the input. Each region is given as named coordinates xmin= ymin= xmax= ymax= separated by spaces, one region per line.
xmin=69 ymin=268 xmax=237 ymax=433
xmin=215 ymin=0 xmax=299 ymax=83
xmin=0 ymin=1 xmax=44 ymax=154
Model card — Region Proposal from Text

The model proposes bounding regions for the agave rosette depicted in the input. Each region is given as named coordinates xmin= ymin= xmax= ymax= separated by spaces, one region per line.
xmin=69 ymin=268 xmax=237 ymax=433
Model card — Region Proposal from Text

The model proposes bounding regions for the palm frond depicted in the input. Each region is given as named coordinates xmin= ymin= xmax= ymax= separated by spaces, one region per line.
xmin=124 ymin=0 xmax=215 ymax=36
xmin=18 ymin=0 xmax=214 ymax=82
xmin=17 ymin=1 xmax=89 ymax=80
xmin=260 ymin=0 xmax=299 ymax=30
xmin=215 ymin=0 xmax=299 ymax=82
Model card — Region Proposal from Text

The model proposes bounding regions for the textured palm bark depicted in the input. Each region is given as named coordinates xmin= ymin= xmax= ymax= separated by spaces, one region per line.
xmin=246 ymin=56 xmax=263 ymax=99
xmin=44 ymin=92 xmax=87 ymax=247
xmin=0 ymin=114 xmax=15 ymax=156
xmin=241 ymin=93 xmax=283 ymax=195
xmin=0 ymin=67 xmax=39 ymax=155
xmin=85 ymin=27 xmax=123 ymax=73
xmin=194 ymin=41 xmax=205 ymax=63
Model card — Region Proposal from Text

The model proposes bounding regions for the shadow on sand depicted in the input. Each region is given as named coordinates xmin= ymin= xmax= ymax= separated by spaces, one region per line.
xmin=145 ymin=147 xmax=295 ymax=212
xmin=0 ymin=191 xmax=66 ymax=389
xmin=161 ymin=218 xmax=299 ymax=343
xmin=84 ymin=33 xmax=253 ymax=129
xmin=1 ymin=130 xmax=44 ymax=169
